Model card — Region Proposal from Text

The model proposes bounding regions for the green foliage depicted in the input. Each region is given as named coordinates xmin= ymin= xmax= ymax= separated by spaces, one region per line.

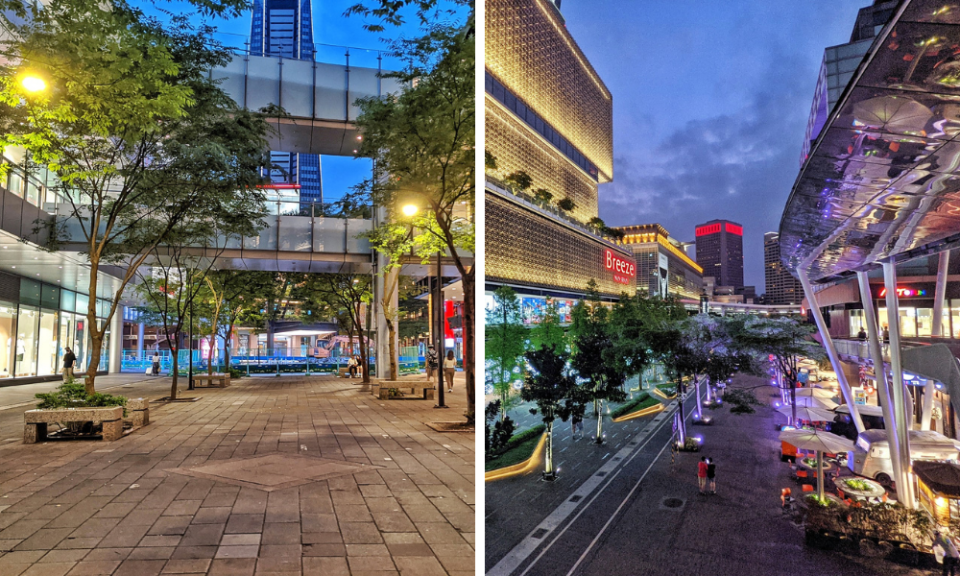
xmin=587 ymin=217 xmax=606 ymax=232
xmin=504 ymin=170 xmax=533 ymax=192
xmin=532 ymin=188 xmax=553 ymax=207
xmin=485 ymin=287 xmax=527 ymax=418
xmin=570 ymin=282 xmax=625 ymax=433
xmin=609 ymin=393 xmax=656 ymax=419
xmin=529 ymin=303 xmax=566 ymax=352
xmin=557 ymin=197 xmax=576 ymax=212
xmin=343 ymin=0 xmax=470 ymax=32
xmin=484 ymin=150 xmax=497 ymax=171
xmin=843 ymin=478 xmax=872 ymax=491
xmin=487 ymin=416 xmax=516 ymax=455
xmin=607 ymin=294 xmax=651 ymax=382
xmin=738 ymin=316 xmax=825 ymax=392
xmin=484 ymin=425 xmax=545 ymax=472
xmin=522 ymin=345 xmax=577 ymax=425
xmin=36 ymin=380 xmax=126 ymax=412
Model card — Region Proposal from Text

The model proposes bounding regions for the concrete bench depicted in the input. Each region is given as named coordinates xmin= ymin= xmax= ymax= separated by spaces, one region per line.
xmin=339 ymin=367 xmax=363 ymax=378
xmin=373 ymin=381 xmax=435 ymax=400
xmin=24 ymin=406 xmax=123 ymax=443
xmin=126 ymin=398 xmax=150 ymax=428
xmin=194 ymin=373 xmax=230 ymax=388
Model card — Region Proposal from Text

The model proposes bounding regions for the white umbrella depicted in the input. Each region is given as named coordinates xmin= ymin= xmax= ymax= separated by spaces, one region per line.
xmin=793 ymin=395 xmax=839 ymax=410
xmin=777 ymin=404 xmax=836 ymax=423
xmin=794 ymin=388 xmax=838 ymax=398
xmin=779 ymin=429 xmax=856 ymax=501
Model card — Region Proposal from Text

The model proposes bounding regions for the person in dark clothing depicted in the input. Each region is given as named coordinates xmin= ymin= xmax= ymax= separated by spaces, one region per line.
xmin=425 ymin=345 xmax=439 ymax=383
xmin=857 ymin=328 xmax=867 ymax=341
xmin=706 ymin=458 xmax=717 ymax=494
xmin=62 ymin=348 xmax=76 ymax=382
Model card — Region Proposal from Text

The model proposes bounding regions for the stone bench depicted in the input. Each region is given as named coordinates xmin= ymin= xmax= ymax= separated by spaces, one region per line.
xmin=194 ymin=373 xmax=230 ymax=388
xmin=126 ymin=398 xmax=150 ymax=428
xmin=24 ymin=406 xmax=123 ymax=443
xmin=338 ymin=367 xmax=363 ymax=378
xmin=373 ymin=381 xmax=435 ymax=400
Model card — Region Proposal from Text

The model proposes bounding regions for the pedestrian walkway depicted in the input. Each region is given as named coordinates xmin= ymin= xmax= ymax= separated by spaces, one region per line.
xmin=491 ymin=373 xmax=925 ymax=576
xmin=0 ymin=374 xmax=474 ymax=576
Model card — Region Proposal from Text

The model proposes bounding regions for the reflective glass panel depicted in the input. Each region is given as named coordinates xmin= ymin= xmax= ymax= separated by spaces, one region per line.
xmin=15 ymin=306 xmax=38 ymax=377
xmin=37 ymin=309 xmax=58 ymax=376
xmin=0 ymin=301 xmax=16 ymax=379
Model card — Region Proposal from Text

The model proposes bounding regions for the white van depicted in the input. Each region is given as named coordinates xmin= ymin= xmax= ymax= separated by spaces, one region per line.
xmin=850 ymin=429 xmax=960 ymax=485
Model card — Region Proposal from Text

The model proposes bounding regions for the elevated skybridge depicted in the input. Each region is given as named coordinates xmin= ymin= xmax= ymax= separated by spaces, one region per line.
xmin=212 ymin=53 xmax=406 ymax=157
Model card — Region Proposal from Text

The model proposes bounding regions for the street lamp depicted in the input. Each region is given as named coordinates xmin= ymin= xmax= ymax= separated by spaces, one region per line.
xmin=20 ymin=74 xmax=46 ymax=93
xmin=402 ymin=204 xmax=418 ymax=217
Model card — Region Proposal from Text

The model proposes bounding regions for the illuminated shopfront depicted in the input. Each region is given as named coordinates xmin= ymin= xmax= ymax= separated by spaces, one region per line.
xmin=0 ymin=272 xmax=112 ymax=381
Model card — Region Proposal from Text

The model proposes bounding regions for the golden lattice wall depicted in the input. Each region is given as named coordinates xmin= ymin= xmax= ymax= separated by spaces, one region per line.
xmin=486 ymin=191 xmax=635 ymax=298
xmin=486 ymin=0 xmax=613 ymax=183
xmin=486 ymin=100 xmax=599 ymax=222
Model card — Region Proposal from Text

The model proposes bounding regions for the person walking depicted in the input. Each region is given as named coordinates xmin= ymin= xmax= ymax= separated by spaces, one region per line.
xmin=934 ymin=530 xmax=960 ymax=576
xmin=706 ymin=457 xmax=717 ymax=494
xmin=151 ymin=352 xmax=161 ymax=376
xmin=443 ymin=350 xmax=456 ymax=393
xmin=697 ymin=457 xmax=708 ymax=494
xmin=882 ymin=325 xmax=890 ymax=343
xmin=425 ymin=345 xmax=439 ymax=383
xmin=62 ymin=347 xmax=76 ymax=382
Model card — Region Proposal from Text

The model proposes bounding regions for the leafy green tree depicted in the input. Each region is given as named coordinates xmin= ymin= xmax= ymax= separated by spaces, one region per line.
xmin=485 ymin=287 xmax=527 ymax=420
xmin=557 ymin=197 xmax=576 ymax=212
xmin=607 ymin=294 xmax=651 ymax=391
xmin=522 ymin=344 xmax=577 ymax=481
xmin=570 ymin=281 xmax=625 ymax=444
xmin=202 ymin=271 xmax=276 ymax=371
xmin=293 ymin=274 xmax=374 ymax=384
xmin=503 ymin=170 xmax=533 ymax=192
xmin=530 ymin=303 xmax=566 ymax=352
xmin=344 ymin=0 xmax=470 ymax=32
xmin=0 ymin=0 xmax=271 ymax=392
xmin=737 ymin=316 xmax=825 ymax=425
xmin=353 ymin=23 xmax=475 ymax=420
xmin=640 ymin=295 xmax=692 ymax=442
xmin=532 ymin=188 xmax=553 ymax=207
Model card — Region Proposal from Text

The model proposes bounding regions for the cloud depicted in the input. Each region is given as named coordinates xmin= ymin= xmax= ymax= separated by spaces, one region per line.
xmin=599 ymin=50 xmax=816 ymax=289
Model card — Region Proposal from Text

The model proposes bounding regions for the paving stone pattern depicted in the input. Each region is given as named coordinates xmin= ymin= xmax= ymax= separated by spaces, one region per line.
xmin=0 ymin=374 xmax=475 ymax=576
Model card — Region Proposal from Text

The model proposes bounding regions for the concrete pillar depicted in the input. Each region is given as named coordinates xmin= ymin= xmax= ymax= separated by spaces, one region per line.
xmin=859 ymin=271 xmax=904 ymax=491
xmin=883 ymin=260 xmax=916 ymax=508
xmin=933 ymin=251 xmax=950 ymax=337
xmin=109 ymin=308 xmax=123 ymax=374
xmin=798 ymin=269 xmax=865 ymax=433
xmin=922 ymin=380 xmax=936 ymax=431
xmin=136 ymin=322 xmax=144 ymax=357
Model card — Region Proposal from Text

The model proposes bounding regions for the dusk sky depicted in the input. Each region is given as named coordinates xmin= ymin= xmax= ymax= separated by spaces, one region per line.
xmin=561 ymin=1 xmax=866 ymax=290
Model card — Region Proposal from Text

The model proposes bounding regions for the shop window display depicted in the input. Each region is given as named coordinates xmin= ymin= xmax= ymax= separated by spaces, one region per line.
xmin=15 ymin=306 xmax=38 ymax=377
xmin=37 ymin=309 xmax=58 ymax=376
xmin=0 ymin=301 xmax=15 ymax=378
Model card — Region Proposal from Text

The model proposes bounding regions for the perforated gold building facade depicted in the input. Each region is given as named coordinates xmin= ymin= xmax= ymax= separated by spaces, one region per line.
xmin=485 ymin=0 xmax=632 ymax=299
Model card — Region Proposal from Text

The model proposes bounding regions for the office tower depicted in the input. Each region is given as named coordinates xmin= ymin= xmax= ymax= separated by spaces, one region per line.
xmin=764 ymin=232 xmax=803 ymax=305
xmin=251 ymin=0 xmax=323 ymax=206
xmin=695 ymin=219 xmax=743 ymax=290
xmin=800 ymin=0 xmax=898 ymax=165
xmin=485 ymin=0 xmax=634 ymax=302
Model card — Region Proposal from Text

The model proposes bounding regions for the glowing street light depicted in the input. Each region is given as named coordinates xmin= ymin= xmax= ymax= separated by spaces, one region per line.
xmin=401 ymin=204 xmax=418 ymax=217
xmin=20 ymin=75 xmax=46 ymax=93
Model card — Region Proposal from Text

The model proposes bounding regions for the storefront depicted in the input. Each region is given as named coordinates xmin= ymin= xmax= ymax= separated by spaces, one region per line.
xmin=845 ymin=282 xmax=960 ymax=339
xmin=0 ymin=272 xmax=113 ymax=382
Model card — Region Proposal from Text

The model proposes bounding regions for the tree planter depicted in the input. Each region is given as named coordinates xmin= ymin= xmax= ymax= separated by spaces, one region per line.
xmin=24 ymin=406 xmax=123 ymax=443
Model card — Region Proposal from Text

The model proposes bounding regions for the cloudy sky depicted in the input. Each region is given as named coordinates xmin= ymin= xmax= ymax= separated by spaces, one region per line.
xmin=561 ymin=1 xmax=865 ymax=289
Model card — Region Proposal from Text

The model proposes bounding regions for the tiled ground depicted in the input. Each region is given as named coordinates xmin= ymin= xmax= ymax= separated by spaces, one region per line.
xmin=0 ymin=374 xmax=475 ymax=576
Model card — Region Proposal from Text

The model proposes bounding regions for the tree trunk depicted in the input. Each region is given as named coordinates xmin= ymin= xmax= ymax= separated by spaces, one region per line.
xmin=85 ymin=330 xmax=103 ymax=394
xmin=170 ymin=346 xmax=180 ymax=400
xmin=677 ymin=371 xmax=686 ymax=443
xmin=461 ymin=271 xmax=475 ymax=423
xmin=694 ymin=374 xmax=703 ymax=418
xmin=544 ymin=420 xmax=555 ymax=479
xmin=386 ymin=318 xmax=399 ymax=381
xmin=595 ymin=398 xmax=604 ymax=444
xmin=224 ymin=321 xmax=235 ymax=372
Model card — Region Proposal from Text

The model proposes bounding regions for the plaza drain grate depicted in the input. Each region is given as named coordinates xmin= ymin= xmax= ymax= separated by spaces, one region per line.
xmin=660 ymin=497 xmax=685 ymax=510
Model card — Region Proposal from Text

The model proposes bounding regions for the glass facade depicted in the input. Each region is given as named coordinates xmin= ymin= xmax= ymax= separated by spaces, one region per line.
xmin=0 ymin=276 xmax=111 ymax=380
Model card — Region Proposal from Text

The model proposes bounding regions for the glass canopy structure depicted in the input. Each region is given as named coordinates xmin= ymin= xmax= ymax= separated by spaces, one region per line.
xmin=781 ymin=0 xmax=960 ymax=282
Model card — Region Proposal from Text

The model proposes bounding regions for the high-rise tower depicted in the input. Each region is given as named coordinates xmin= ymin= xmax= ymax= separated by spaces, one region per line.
xmin=764 ymin=232 xmax=803 ymax=305
xmin=251 ymin=0 xmax=323 ymax=207
xmin=695 ymin=219 xmax=743 ymax=289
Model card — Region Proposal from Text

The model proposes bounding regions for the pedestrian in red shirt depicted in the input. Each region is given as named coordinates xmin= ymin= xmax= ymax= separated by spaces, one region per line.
xmin=697 ymin=457 xmax=708 ymax=493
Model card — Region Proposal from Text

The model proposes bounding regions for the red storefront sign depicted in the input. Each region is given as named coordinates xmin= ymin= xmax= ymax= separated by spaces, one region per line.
xmin=878 ymin=287 xmax=927 ymax=297
xmin=604 ymin=249 xmax=636 ymax=285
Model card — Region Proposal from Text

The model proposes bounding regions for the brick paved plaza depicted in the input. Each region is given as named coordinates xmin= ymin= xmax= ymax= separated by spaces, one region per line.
xmin=0 ymin=374 xmax=474 ymax=576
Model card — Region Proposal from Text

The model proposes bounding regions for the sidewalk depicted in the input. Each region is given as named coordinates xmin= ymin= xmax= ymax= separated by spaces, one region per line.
xmin=0 ymin=374 xmax=474 ymax=576
xmin=531 ymin=373 xmax=925 ymax=576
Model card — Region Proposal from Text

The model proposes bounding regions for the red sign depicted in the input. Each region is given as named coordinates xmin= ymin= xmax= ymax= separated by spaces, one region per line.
xmin=878 ymin=287 xmax=927 ymax=298
xmin=696 ymin=223 xmax=721 ymax=237
xmin=726 ymin=223 xmax=743 ymax=236
xmin=604 ymin=249 xmax=635 ymax=285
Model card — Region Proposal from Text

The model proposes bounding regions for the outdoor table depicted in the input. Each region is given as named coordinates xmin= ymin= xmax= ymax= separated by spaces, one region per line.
xmin=836 ymin=477 xmax=886 ymax=501
xmin=798 ymin=458 xmax=834 ymax=473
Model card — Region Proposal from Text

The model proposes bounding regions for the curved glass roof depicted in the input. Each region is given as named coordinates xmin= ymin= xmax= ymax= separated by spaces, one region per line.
xmin=780 ymin=0 xmax=960 ymax=282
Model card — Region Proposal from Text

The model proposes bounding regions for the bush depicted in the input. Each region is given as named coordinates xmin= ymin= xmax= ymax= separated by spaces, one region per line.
xmin=610 ymin=393 xmax=655 ymax=419
xmin=488 ymin=416 xmax=516 ymax=455
xmin=501 ymin=424 xmax=546 ymax=454
xmin=725 ymin=388 xmax=762 ymax=415
xmin=35 ymin=380 xmax=127 ymax=413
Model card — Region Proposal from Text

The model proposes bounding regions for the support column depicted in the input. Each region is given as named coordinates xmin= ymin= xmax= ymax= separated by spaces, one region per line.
xmin=798 ymin=269 xmax=865 ymax=433
xmin=883 ymin=260 xmax=916 ymax=508
xmin=934 ymin=251 xmax=950 ymax=337
xmin=922 ymin=380 xmax=935 ymax=431
xmin=109 ymin=309 xmax=122 ymax=374
xmin=136 ymin=323 xmax=145 ymax=358
xmin=858 ymin=271 xmax=904 ymax=493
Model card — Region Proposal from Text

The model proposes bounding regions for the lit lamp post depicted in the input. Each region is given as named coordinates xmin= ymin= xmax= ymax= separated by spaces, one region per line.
xmin=20 ymin=74 xmax=46 ymax=93
xmin=401 ymin=203 xmax=446 ymax=409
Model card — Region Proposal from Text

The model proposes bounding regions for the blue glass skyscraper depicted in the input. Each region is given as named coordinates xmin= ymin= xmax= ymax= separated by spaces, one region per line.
xmin=251 ymin=0 xmax=323 ymax=208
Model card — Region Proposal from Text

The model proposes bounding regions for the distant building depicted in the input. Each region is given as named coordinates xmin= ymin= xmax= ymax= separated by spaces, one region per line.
xmin=764 ymin=232 xmax=803 ymax=305
xmin=695 ymin=219 xmax=743 ymax=290
xmin=614 ymin=224 xmax=703 ymax=300
xmin=251 ymin=0 xmax=323 ymax=208
xmin=800 ymin=0 xmax=898 ymax=165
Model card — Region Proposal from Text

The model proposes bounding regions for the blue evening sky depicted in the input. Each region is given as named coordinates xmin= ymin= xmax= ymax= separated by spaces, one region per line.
xmin=561 ymin=1 xmax=865 ymax=290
